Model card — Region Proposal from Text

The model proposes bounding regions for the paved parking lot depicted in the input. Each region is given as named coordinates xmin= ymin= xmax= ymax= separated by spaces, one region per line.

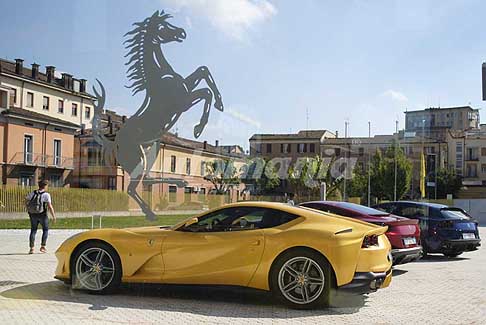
xmin=0 ymin=229 xmax=484 ymax=325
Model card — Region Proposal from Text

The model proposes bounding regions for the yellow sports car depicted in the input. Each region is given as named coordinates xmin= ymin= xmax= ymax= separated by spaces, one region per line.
xmin=55 ymin=202 xmax=392 ymax=308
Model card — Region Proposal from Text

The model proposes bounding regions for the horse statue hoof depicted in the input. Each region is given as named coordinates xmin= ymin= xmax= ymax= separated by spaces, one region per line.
xmin=214 ymin=101 xmax=224 ymax=112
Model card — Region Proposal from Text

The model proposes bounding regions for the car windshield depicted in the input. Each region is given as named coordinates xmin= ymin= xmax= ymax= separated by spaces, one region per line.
xmin=332 ymin=202 xmax=390 ymax=216
xmin=440 ymin=208 xmax=471 ymax=220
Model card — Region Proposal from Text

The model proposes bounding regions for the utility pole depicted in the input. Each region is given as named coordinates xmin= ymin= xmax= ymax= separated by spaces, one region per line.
xmin=343 ymin=121 xmax=349 ymax=201
xmin=368 ymin=121 xmax=371 ymax=206
xmin=394 ymin=120 xmax=398 ymax=201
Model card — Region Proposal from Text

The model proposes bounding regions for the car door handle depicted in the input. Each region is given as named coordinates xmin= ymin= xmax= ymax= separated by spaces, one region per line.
xmin=251 ymin=239 xmax=261 ymax=246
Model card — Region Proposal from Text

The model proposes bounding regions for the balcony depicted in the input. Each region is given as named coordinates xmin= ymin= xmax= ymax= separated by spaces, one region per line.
xmin=10 ymin=152 xmax=74 ymax=169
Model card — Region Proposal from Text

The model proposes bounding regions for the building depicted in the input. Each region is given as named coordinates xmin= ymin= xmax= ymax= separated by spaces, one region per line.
xmin=447 ymin=125 xmax=486 ymax=197
xmin=249 ymin=130 xmax=336 ymax=160
xmin=0 ymin=58 xmax=94 ymax=186
xmin=73 ymin=110 xmax=249 ymax=209
xmin=405 ymin=106 xmax=480 ymax=141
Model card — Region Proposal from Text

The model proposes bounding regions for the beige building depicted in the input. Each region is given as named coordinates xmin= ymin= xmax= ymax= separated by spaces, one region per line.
xmin=405 ymin=106 xmax=480 ymax=141
xmin=0 ymin=58 xmax=93 ymax=186
xmin=249 ymin=130 xmax=336 ymax=160
xmin=447 ymin=126 xmax=486 ymax=195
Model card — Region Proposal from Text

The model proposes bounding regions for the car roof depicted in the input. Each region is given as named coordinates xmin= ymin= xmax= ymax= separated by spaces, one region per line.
xmin=376 ymin=201 xmax=449 ymax=209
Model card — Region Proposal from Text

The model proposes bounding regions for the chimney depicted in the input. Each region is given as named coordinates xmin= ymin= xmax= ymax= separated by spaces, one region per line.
xmin=79 ymin=79 xmax=87 ymax=93
xmin=15 ymin=59 xmax=24 ymax=75
xmin=215 ymin=140 xmax=219 ymax=147
xmin=335 ymin=130 xmax=339 ymax=138
xmin=122 ymin=115 xmax=127 ymax=123
xmin=108 ymin=115 xmax=113 ymax=134
xmin=203 ymin=141 xmax=207 ymax=149
xmin=46 ymin=66 xmax=55 ymax=83
xmin=62 ymin=73 xmax=73 ymax=90
xmin=31 ymin=63 xmax=39 ymax=79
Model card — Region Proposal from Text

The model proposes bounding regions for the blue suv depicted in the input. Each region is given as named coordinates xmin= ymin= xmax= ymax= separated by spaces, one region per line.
xmin=373 ymin=201 xmax=481 ymax=258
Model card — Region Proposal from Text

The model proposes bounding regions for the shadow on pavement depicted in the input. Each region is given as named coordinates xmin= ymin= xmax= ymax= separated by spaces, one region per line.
xmin=416 ymin=255 xmax=470 ymax=263
xmin=1 ymin=281 xmax=367 ymax=317
xmin=391 ymin=268 xmax=408 ymax=277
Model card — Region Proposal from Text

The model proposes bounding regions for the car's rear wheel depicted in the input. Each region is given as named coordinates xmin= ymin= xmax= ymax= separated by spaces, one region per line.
xmin=270 ymin=249 xmax=333 ymax=309
xmin=72 ymin=241 xmax=121 ymax=294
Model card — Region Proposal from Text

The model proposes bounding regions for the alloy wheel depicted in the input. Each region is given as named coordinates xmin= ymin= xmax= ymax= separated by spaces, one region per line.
xmin=277 ymin=256 xmax=325 ymax=305
xmin=75 ymin=247 xmax=115 ymax=291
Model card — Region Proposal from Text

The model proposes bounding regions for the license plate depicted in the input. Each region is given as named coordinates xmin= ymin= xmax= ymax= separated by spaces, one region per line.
xmin=462 ymin=233 xmax=476 ymax=239
xmin=403 ymin=237 xmax=416 ymax=246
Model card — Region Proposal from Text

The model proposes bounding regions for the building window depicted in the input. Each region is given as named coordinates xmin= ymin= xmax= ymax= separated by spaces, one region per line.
xmin=85 ymin=106 xmax=91 ymax=119
xmin=358 ymin=147 xmax=364 ymax=156
xmin=53 ymin=139 xmax=62 ymax=166
xmin=254 ymin=143 xmax=262 ymax=154
xmin=184 ymin=186 xmax=193 ymax=202
xmin=170 ymin=155 xmax=176 ymax=173
xmin=482 ymin=148 xmax=486 ymax=157
xmin=42 ymin=96 xmax=49 ymax=110
xmin=335 ymin=147 xmax=341 ymax=156
xmin=186 ymin=158 xmax=191 ymax=175
xmin=49 ymin=175 xmax=62 ymax=187
xmin=201 ymin=161 xmax=206 ymax=176
xmin=309 ymin=143 xmax=315 ymax=153
xmin=26 ymin=92 xmax=34 ymax=108
xmin=72 ymin=103 xmax=78 ymax=116
xmin=298 ymin=143 xmax=307 ymax=153
xmin=466 ymin=164 xmax=478 ymax=178
xmin=23 ymin=135 xmax=33 ymax=164
xmin=280 ymin=143 xmax=291 ymax=153
xmin=87 ymin=147 xmax=101 ymax=166
xmin=482 ymin=164 xmax=486 ymax=174
xmin=456 ymin=142 xmax=463 ymax=176
xmin=9 ymin=88 xmax=17 ymax=106
xmin=19 ymin=173 xmax=34 ymax=187
xmin=169 ymin=185 xmax=177 ymax=202
xmin=58 ymin=100 xmax=64 ymax=113
xmin=266 ymin=143 xmax=272 ymax=153
xmin=108 ymin=176 xmax=116 ymax=190
xmin=466 ymin=147 xmax=479 ymax=161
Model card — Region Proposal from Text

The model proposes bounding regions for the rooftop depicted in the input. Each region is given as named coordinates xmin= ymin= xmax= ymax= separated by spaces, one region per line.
xmin=0 ymin=58 xmax=94 ymax=99
xmin=405 ymin=106 xmax=479 ymax=114
xmin=2 ymin=106 xmax=80 ymax=128
xmin=250 ymin=129 xmax=336 ymax=141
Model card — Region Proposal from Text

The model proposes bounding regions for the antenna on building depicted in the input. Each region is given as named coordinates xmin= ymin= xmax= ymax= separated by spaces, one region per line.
xmin=306 ymin=107 xmax=309 ymax=136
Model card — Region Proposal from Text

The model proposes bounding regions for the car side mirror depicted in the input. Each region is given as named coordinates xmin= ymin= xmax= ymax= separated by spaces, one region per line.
xmin=184 ymin=217 xmax=199 ymax=228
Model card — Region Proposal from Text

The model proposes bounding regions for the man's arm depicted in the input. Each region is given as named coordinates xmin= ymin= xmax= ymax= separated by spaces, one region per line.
xmin=47 ymin=202 xmax=56 ymax=222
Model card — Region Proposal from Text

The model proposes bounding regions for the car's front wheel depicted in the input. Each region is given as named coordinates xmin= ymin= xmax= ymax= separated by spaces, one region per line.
xmin=72 ymin=241 xmax=122 ymax=294
xmin=270 ymin=249 xmax=333 ymax=309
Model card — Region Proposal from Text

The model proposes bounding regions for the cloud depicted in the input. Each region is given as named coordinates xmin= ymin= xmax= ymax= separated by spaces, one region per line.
xmin=163 ymin=0 xmax=277 ymax=41
xmin=226 ymin=107 xmax=262 ymax=128
xmin=381 ymin=89 xmax=409 ymax=102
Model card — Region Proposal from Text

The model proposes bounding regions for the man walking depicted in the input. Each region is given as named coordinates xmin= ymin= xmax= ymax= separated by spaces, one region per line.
xmin=25 ymin=180 xmax=56 ymax=254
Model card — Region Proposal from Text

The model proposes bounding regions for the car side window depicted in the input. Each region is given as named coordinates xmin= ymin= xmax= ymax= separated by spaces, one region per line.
xmin=259 ymin=209 xmax=298 ymax=229
xmin=182 ymin=207 xmax=266 ymax=232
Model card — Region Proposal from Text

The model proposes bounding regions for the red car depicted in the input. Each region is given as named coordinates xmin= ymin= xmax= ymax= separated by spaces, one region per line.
xmin=300 ymin=201 xmax=422 ymax=265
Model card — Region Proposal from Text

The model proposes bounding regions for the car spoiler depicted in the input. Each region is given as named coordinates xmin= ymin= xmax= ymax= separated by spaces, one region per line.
xmin=364 ymin=225 xmax=388 ymax=236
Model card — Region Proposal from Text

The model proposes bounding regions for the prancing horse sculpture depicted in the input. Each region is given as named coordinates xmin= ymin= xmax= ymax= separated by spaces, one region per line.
xmin=92 ymin=10 xmax=224 ymax=220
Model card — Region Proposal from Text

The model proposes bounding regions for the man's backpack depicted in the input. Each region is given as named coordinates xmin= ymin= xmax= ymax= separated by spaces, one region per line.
xmin=26 ymin=190 xmax=44 ymax=214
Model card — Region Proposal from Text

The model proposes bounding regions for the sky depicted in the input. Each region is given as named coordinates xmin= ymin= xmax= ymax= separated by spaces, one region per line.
xmin=1 ymin=0 xmax=485 ymax=150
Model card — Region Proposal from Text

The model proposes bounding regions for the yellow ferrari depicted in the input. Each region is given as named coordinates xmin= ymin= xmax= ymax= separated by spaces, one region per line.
xmin=55 ymin=202 xmax=392 ymax=308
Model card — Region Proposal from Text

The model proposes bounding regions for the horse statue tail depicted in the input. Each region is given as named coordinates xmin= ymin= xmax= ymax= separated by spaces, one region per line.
xmin=92 ymin=79 xmax=117 ymax=166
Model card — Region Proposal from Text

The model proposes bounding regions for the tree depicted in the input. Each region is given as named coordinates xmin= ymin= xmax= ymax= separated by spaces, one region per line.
xmin=287 ymin=155 xmax=343 ymax=201
xmin=348 ymin=143 xmax=412 ymax=202
xmin=242 ymin=158 xmax=281 ymax=194
xmin=435 ymin=168 xmax=462 ymax=199
xmin=204 ymin=159 xmax=240 ymax=194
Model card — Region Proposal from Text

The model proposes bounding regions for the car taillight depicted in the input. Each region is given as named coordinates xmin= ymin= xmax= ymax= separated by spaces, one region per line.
xmin=362 ymin=235 xmax=379 ymax=248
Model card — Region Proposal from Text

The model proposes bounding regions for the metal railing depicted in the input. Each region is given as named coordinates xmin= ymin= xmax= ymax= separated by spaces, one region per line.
xmin=9 ymin=152 xmax=74 ymax=169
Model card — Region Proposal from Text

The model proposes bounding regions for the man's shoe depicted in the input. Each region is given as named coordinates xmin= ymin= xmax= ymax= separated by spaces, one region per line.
xmin=28 ymin=248 xmax=34 ymax=254
xmin=40 ymin=246 xmax=46 ymax=253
